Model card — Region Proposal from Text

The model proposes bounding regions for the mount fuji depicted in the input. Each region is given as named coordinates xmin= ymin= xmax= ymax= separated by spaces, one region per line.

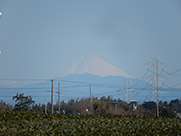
xmin=65 ymin=56 xmax=133 ymax=78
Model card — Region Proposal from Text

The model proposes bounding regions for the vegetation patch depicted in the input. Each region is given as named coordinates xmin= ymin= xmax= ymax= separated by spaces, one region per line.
xmin=0 ymin=113 xmax=180 ymax=136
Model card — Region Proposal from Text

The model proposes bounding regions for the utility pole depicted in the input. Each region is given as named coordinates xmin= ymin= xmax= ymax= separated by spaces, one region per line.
xmin=90 ymin=84 xmax=92 ymax=114
xmin=51 ymin=80 xmax=54 ymax=114
xmin=45 ymin=96 xmax=47 ymax=114
xmin=58 ymin=83 xmax=60 ymax=113
xmin=90 ymin=84 xmax=92 ymax=101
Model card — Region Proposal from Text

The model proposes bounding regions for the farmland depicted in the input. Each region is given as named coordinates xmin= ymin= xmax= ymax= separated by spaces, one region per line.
xmin=0 ymin=112 xmax=180 ymax=136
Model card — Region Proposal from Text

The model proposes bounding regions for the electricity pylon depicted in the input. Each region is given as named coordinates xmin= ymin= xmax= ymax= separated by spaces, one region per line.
xmin=146 ymin=58 xmax=166 ymax=116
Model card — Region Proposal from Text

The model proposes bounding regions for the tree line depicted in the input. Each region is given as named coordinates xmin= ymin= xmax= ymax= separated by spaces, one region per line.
xmin=0 ymin=93 xmax=180 ymax=117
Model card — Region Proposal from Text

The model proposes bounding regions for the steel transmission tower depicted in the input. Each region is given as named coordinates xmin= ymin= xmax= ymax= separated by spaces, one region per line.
xmin=122 ymin=80 xmax=137 ymax=103
xmin=146 ymin=58 xmax=166 ymax=116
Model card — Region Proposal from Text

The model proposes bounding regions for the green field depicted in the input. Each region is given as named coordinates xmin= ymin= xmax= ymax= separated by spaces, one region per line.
xmin=0 ymin=112 xmax=180 ymax=136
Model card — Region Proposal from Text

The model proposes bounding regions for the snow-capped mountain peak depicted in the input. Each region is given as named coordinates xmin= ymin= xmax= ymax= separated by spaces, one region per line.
xmin=65 ymin=56 xmax=133 ymax=78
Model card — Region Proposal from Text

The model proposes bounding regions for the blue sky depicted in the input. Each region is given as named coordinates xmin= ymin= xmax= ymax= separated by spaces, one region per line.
xmin=0 ymin=0 xmax=181 ymax=84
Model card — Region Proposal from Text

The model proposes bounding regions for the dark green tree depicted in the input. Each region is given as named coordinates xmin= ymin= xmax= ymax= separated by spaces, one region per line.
xmin=169 ymin=99 xmax=181 ymax=113
xmin=159 ymin=101 xmax=176 ymax=117
xmin=13 ymin=93 xmax=35 ymax=112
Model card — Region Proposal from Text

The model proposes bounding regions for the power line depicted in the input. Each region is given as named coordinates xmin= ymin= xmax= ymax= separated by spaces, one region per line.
xmin=130 ymin=69 xmax=149 ymax=88
xmin=0 ymin=87 xmax=50 ymax=90
xmin=61 ymin=85 xmax=89 ymax=88
xmin=92 ymin=90 xmax=120 ymax=96
xmin=162 ymin=68 xmax=181 ymax=76
xmin=162 ymin=83 xmax=181 ymax=90
xmin=55 ymin=79 xmax=124 ymax=88
xmin=0 ymin=79 xmax=51 ymax=81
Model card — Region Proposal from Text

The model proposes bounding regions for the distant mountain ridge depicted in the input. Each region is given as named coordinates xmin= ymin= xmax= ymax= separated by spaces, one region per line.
xmin=0 ymin=73 xmax=181 ymax=105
